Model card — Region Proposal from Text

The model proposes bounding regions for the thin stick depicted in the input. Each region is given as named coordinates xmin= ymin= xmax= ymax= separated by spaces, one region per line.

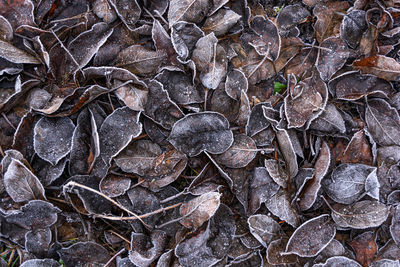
xmin=1 ymin=113 xmax=16 ymax=130
xmin=93 ymin=202 xmax=182 ymax=221
xmin=50 ymin=29 xmax=83 ymax=75
xmin=64 ymin=181 xmax=150 ymax=228
xmin=106 ymin=230 xmax=131 ymax=245
xmin=104 ymin=248 xmax=125 ymax=267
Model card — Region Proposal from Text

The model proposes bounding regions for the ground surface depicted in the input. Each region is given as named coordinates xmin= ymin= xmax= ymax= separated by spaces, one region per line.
xmin=0 ymin=0 xmax=400 ymax=266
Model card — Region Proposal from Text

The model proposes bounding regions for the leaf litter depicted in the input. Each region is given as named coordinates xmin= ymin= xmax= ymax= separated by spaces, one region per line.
xmin=0 ymin=0 xmax=400 ymax=266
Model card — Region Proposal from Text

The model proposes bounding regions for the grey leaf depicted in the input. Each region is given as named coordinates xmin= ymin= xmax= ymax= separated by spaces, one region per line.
xmin=34 ymin=116 xmax=75 ymax=165
xmin=114 ymin=140 xmax=161 ymax=176
xmin=331 ymin=200 xmax=389 ymax=229
xmin=144 ymin=80 xmax=184 ymax=130
xmin=322 ymin=163 xmax=376 ymax=205
xmin=248 ymin=214 xmax=283 ymax=247
xmin=4 ymin=159 xmax=45 ymax=202
xmin=20 ymin=259 xmax=60 ymax=267
xmin=313 ymin=256 xmax=362 ymax=267
xmin=213 ymin=134 xmax=257 ymax=168
xmin=0 ymin=39 xmax=40 ymax=64
xmin=116 ymin=45 xmax=166 ymax=76
xmin=168 ymin=0 xmax=210 ymax=26
xmin=266 ymin=189 xmax=299 ymax=227
xmin=203 ymin=9 xmax=241 ymax=36
xmin=365 ymin=98 xmax=400 ymax=146
xmin=316 ymin=37 xmax=349 ymax=81
xmin=285 ymin=214 xmax=336 ymax=257
xmin=168 ymin=111 xmax=234 ymax=157
xmin=99 ymin=107 xmax=142 ymax=163
xmin=109 ymin=0 xmax=141 ymax=31
xmin=309 ymin=104 xmax=346 ymax=133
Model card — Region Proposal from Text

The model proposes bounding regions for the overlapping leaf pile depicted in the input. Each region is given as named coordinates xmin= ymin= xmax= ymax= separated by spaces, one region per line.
xmin=1 ymin=0 xmax=400 ymax=266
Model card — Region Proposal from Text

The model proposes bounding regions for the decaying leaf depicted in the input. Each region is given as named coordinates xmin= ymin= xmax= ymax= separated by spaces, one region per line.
xmin=353 ymin=55 xmax=400 ymax=81
xmin=316 ymin=36 xmax=349 ymax=81
xmin=179 ymin=192 xmax=221 ymax=229
xmin=365 ymin=98 xmax=400 ymax=147
xmin=6 ymin=200 xmax=60 ymax=230
xmin=285 ymin=214 xmax=336 ymax=257
xmin=99 ymin=107 xmax=142 ymax=163
xmin=322 ymin=163 xmax=377 ymax=205
xmin=58 ymin=242 xmax=111 ymax=266
xmin=314 ymin=256 xmax=362 ymax=267
xmin=168 ymin=112 xmax=233 ymax=157
xmin=34 ymin=117 xmax=75 ymax=165
xmin=213 ymin=134 xmax=257 ymax=168
xmin=329 ymin=71 xmax=394 ymax=100
xmin=330 ymin=200 xmax=389 ymax=229
xmin=248 ymin=214 xmax=283 ymax=247
xmin=4 ymin=159 xmax=46 ymax=202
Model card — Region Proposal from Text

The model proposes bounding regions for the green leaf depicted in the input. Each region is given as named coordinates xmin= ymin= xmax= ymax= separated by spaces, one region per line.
xmin=274 ymin=82 xmax=287 ymax=94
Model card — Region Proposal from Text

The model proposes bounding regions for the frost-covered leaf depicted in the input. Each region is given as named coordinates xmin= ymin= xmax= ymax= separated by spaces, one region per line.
xmin=246 ymin=102 xmax=276 ymax=137
xmin=309 ymin=103 xmax=345 ymax=133
xmin=249 ymin=167 xmax=280 ymax=214
xmin=58 ymin=242 xmax=111 ymax=266
xmin=316 ymin=37 xmax=349 ymax=81
xmin=329 ymin=71 xmax=394 ymax=100
xmin=179 ymin=192 xmax=221 ymax=229
xmin=114 ymin=140 xmax=162 ymax=176
xmin=116 ymin=45 xmax=166 ymax=76
xmin=267 ymin=239 xmax=298 ymax=265
xmin=353 ymin=55 xmax=400 ymax=81
xmin=348 ymin=231 xmax=377 ymax=267
xmin=276 ymin=4 xmax=310 ymax=33
xmin=276 ymin=128 xmax=298 ymax=179
xmin=213 ymin=134 xmax=256 ymax=168
xmin=168 ymin=112 xmax=233 ymax=157
xmin=248 ymin=214 xmax=283 ymax=247
xmin=340 ymin=10 xmax=367 ymax=49
xmin=370 ymin=259 xmax=400 ymax=267
xmin=4 ymin=159 xmax=45 ymax=202
xmin=341 ymin=130 xmax=373 ymax=165
xmin=314 ymin=256 xmax=362 ymax=267
xmin=168 ymin=0 xmax=210 ymax=26
xmin=175 ymin=204 xmax=235 ymax=266
xmin=6 ymin=200 xmax=60 ymax=230
xmin=298 ymin=141 xmax=330 ymax=210
xmin=322 ymin=163 xmax=376 ymax=205
xmin=34 ymin=116 xmax=75 ymax=165
xmin=109 ymin=0 xmax=141 ymax=31
xmin=266 ymin=189 xmax=299 ymax=227
xmin=93 ymin=0 xmax=117 ymax=23
xmin=20 ymin=259 xmax=60 ymax=267
xmin=248 ymin=15 xmax=281 ymax=61
xmin=391 ymin=205 xmax=400 ymax=246
xmin=66 ymin=22 xmax=113 ymax=72
xmin=203 ymin=9 xmax=241 ymax=36
xmin=69 ymin=108 xmax=99 ymax=175
xmin=0 ymin=39 xmax=40 ymax=64
xmin=156 ymin=70 xmax=203 ymax=105
xmin=25 ymin=228 xmax=52 ymax=258
xmin=99 ymin=175 xmax=131 ymax=198
xmin=284 ymin=74 xmax=327 ymax=129
xmin=114 ymin=81 xmax=148 ymax=111
xmin=313 ymin=1 xmax=350 ymax=43
xmin=129 ymin=231 xmax=167 ymax=267
xmin=144 ymin=80 xmax=184 ymax=130
xmin=365 ymin=99 xmax=400 ymax=146
xmin=331 ymin=200 xmax=389 ymax=229
xmin=285 ymin=214 xmax=336 ymax=257
xmin=99 ymin=107 xmax=142 ymax=163
xmin=171 ymin=21 xmax=204 ymax=61
xmin=225 ymin=69 xmax=248 ymax=100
